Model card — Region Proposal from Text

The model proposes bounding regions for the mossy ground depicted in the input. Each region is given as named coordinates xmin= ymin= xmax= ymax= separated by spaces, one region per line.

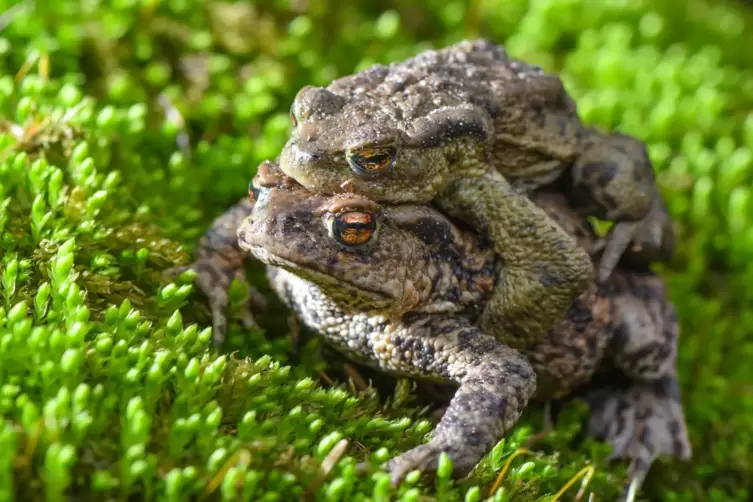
xmin=1 ymin=0 xmax=752 ymax=500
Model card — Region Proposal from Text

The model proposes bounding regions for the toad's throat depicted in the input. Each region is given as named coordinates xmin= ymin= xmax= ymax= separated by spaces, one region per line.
xmin=246 ymin=244 xmax=395 ymax=308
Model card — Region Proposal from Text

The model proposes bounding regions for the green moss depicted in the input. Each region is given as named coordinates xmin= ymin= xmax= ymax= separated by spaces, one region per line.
xmin=1 ymin=0 xmax=752 ymax=500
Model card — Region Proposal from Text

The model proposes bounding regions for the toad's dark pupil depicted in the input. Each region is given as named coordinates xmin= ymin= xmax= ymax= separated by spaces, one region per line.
xmin=334 ymin=212 xmax=376 ymax=246
xmin=349 ymin=147 xmax=396 ymax=176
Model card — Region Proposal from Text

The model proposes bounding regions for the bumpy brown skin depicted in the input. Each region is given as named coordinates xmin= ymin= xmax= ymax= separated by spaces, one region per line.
xmin=164 ymin=196 xmax=267 ymax=346
xmin=225 ymin=178 xmax=689 ymax=496
xmin=278 ymin=38 xmax=674 ymax=347
xmin=581 ymin=274 xmax=690 ymax=494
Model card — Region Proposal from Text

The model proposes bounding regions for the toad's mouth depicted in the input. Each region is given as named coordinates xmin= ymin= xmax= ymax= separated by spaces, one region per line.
xmin=245 ymin=243 xmax=395 ymax=307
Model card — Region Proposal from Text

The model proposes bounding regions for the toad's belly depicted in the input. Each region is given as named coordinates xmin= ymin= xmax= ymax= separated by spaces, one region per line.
xmin=266 ymin=267 xmax=611 ymax=399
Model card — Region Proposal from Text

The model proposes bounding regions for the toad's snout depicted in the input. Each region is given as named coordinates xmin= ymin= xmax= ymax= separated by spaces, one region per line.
xmin=237 ymin=212 xmax=301 ymax=253
xmin=236 ymin=215 xmax=259 ymax=251
xmin=237 ymin=212 xmax=280 ymax=251
xmin=280 ymin=139 xmax=322 ymax=171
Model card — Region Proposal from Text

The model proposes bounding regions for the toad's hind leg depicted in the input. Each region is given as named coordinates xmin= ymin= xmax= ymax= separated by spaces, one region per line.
xmin=571 ymin=131 xmax=675 ymax=282
xmin=383 ymin=316 xmax=537 ymax=484
xmin=610 ymin=271 xmax=678 ymax=381
xmin=163 ymin=198 xmax=263 ymax=347
xmin=436 ymin=170 xmax=593 ymax=348
xmin=585 ymin=270 xmax=690 ymax=497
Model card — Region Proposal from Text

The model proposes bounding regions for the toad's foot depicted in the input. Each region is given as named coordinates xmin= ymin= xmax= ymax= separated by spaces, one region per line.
xmin=572 ymin=131 xmax=674 ymax=281
xmin=164 ymin=198 xmax=263 ymax=347
xmin=584 ymin=375 xmax=691 ymax=498
xmin=594 ymin=198 xmax=675 ymax=283
xmin=382 ymin=316 xmax=537 ymax=485
xmin=385 ymin=443 xmax=451 ymax=486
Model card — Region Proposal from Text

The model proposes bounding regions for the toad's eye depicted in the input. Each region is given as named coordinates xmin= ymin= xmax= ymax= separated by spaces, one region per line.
xmin=289 ymin=104 xmax=298 ymax=127
xmin=332 ymin=211 xmax=378 ymax=247
xmin=248 ymin=179 xmax=260 ymax=202
xmin=346 ymin=146 xmax=397 ymax=177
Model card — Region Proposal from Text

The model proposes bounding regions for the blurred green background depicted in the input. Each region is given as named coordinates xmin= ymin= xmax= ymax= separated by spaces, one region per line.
xmin=0 ymin=0 xmax=752 ymax=500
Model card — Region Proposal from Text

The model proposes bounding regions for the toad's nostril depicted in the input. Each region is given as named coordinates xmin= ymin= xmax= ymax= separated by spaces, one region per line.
xmin=289 ymin=143 xmax=323 ymax=165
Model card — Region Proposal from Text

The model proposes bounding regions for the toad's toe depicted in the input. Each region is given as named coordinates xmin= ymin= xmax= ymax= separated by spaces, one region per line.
xmin=385 ymin=442 xmax=477 ymax=487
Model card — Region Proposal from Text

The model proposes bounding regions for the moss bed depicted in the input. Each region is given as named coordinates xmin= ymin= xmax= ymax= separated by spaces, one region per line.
xmin=1 ymin=0 xmax=753 ymax=500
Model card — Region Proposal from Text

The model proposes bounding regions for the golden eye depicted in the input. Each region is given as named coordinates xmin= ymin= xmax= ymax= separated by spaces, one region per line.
xmin=332 ymin=211 xmax=377 ymax=247
xmin=346 ymin=146 xmax=397 ymax=177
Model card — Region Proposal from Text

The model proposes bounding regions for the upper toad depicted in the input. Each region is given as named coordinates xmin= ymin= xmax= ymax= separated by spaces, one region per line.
xmin=278 ymin=39 xmax=674 ymax=349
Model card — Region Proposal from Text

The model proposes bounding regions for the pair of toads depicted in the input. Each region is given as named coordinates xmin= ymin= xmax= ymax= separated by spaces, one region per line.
xmin=170 ymin=40 xmax=691 ymax=497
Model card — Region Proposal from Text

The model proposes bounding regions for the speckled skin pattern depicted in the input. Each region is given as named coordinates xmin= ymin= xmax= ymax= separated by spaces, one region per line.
xmin=277 ymin=38 xmax=675 ymax=349
xmin=190 ymin=169 xmax=689 ymax=494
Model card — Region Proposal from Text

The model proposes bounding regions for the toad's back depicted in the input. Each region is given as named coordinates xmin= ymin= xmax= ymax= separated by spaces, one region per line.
xmin=327 ymin=39 xmax=583 ymax=168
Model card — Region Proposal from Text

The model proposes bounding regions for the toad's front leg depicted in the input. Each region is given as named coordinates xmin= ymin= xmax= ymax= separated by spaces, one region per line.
xmin=435 ymin=170 xmax=593 ymax=348
xmin=381 ymin=315 xmax=537 ymax=484
xmin=164 ymin=198 xmax=264 ymax=347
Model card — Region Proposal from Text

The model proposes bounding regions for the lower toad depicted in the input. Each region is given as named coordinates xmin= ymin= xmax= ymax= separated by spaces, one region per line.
xmin=170 ymin=161 xmax=690 ymax=498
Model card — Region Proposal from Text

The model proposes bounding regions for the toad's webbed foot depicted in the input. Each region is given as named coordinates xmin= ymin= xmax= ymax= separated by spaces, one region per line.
xmin=163 ymin=198 xmax=262 ymax=347
xmin=571 ymin=131 xmax=675 ymax=282
xmin=583 ymin=375 xmax=691 ymax=499
xmin=436 ymin=170 xmax=593 ymax=348
xmin=381 ymin=316 xmax=537 ymax=484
